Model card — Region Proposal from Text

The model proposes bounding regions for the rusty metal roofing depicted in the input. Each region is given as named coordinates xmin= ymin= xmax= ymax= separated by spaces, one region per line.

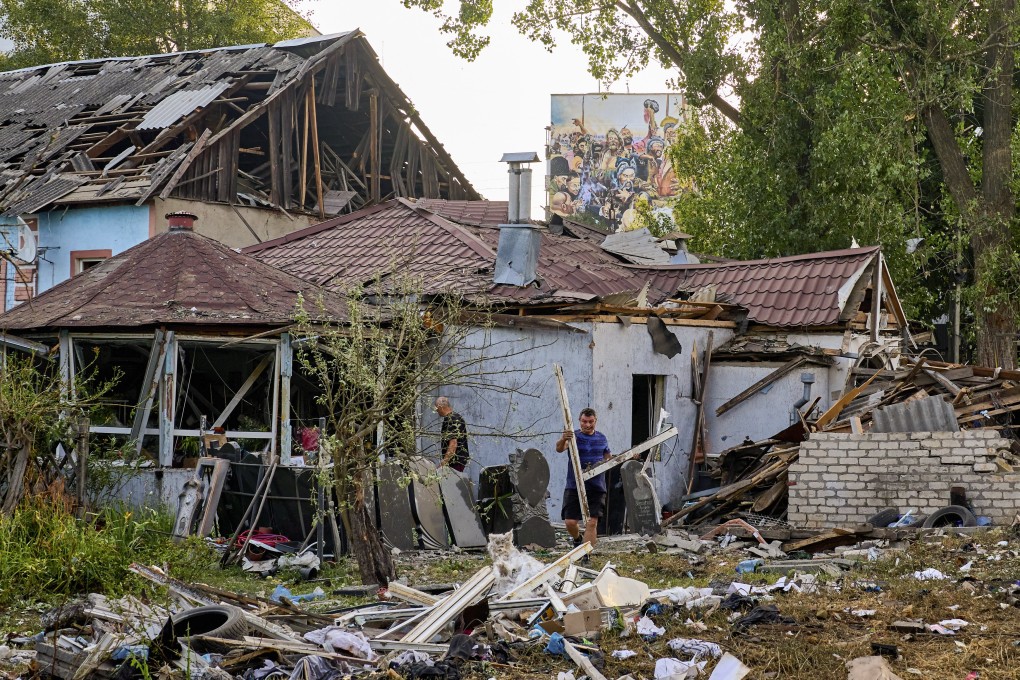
xmin=414 ymin=199 xmax=509 ymax=227
xmin=632 ymin=247 xmax=880 ymax=327
xmin=0 ymin=227 xmax=349 ymax=331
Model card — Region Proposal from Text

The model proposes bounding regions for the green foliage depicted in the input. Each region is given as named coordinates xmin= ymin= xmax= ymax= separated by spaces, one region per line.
xmin=404 ymin=0 xmax=1020 ymax=364
xmin=0 ymin=497 xmax=216 ymax=607
xmin=0 ymin=0 xmax=313 ymax=69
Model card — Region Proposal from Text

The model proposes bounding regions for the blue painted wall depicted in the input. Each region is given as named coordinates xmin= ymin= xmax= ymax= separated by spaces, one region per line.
xmin=35 ymin=204 xmax=150 ymax=293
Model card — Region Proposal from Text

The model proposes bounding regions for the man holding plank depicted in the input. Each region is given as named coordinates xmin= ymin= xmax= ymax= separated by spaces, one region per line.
xmin=556 ymin=407 xmax=611 ymax=550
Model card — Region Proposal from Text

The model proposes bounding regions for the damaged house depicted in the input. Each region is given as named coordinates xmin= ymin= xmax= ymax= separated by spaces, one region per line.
xmin=0 ymin=211 xmax=351 ymax=520
xmin=0 ymin=31 xmax=477 ymax=311
xmin=244 ymin=179 xmax=911 ymax=525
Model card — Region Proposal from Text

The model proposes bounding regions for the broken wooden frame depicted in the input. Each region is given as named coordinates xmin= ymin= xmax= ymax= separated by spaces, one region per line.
xmin=52 ymin=330 xmax=299 ymax=467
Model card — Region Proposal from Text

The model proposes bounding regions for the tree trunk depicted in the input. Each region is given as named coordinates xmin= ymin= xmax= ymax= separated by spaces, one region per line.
xmin=345 ymin=472 xmax=394 ymax=586
xmin=972 ymin=0 xmax=1018 ymax=369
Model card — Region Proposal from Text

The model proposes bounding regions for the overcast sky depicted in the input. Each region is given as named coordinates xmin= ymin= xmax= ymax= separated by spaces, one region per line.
xmin=304 ymin=1 xmax=678 ymax=212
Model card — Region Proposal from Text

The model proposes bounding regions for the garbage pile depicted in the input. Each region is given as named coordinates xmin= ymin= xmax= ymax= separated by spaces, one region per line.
xmin=668 ymin=356 xmax=1020 ymax=528
xmin=18 ymin=518 xmax=1020 ymax=680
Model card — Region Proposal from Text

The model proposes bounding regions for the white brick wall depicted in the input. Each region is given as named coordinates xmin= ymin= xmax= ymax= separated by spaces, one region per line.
xmin=788 ymin=430 xmax=1017 ymax=528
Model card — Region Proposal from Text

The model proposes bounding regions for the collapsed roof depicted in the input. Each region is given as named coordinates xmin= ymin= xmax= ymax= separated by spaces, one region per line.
xmin=0 ymin=32 xmax=478 ymax=219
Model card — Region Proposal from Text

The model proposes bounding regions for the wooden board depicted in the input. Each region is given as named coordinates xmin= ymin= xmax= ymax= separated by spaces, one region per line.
xmin=553 ymin=364 xmax=588 ymax=521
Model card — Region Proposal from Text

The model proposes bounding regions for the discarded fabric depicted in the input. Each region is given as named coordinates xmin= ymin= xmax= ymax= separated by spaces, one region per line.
xmin=637 ymin=616 xmax=667 ymax=638
xmin=667 ymin=637 xmax=723 ymax=659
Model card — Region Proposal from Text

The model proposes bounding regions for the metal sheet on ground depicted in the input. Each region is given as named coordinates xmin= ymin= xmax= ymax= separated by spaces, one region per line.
xmin=377 ymin=463 xmax=416 ymax=551
xmin=516 ymin=448 xmax=550 ymax=507
xmin=406 ymin=458 xmax=450 ymax=549
xmin=438 ymin=468 xmax=487 ymax=548
xmin=620 ymin=460 xmax=662 ymax=536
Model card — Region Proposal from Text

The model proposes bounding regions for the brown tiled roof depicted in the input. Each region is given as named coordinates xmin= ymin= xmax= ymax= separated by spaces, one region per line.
xmin=245 ymin=199 xmax=664 ymax=304
xmin=245 ymin=199 xmax=496 ymax=292
xmin=245 ymin=200 xmax=884 ymax=324
xmin=632 ymin=247 xmax=880 ymax=327
xmin=0 ymin=227 xmax=350 ymax=331
xmin=414 ymin=199 xmax=509 ymax=227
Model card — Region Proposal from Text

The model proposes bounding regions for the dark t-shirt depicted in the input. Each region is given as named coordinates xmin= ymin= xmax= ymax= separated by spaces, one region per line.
xmin=441 ymin=412 xmax=469 ymax=471
xmin=564 ymin=429 xmax=610 ymax=493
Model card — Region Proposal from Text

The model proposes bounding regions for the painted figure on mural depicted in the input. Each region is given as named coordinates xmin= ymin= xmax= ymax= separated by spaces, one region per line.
xmin=548 ymin=95 xmax=685 ymax=232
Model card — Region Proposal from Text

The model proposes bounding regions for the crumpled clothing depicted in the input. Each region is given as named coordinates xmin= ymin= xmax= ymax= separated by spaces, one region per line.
xmin=400 ymin=661 xmax=461 ymax=680
xmin=392 ymin=650 xmax=432 ymax=666
xmin=732 ymin=604 xmax=796 ymax=632
xmin=302 ymin=627 xmax=376 ymax=660
xmin=444 ymin=633 xmax=483 ymax=661
xmin=667 ymin=637 xmax=723 ymax=659
xmin=720 ymin=593 xmax=757 ymax=611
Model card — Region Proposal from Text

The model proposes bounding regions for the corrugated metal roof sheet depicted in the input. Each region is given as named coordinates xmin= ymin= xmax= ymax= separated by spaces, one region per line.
xmin=138 ymin=82 xmax=231 ymax=130
xmin=0 ymin=226 xmax=349 ymax=330
xmin=871 ymin=394 xmax=960 ymax=433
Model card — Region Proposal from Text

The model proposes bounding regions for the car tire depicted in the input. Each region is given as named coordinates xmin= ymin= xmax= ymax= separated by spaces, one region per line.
xmin=866 ymin=508 xmax=900 ymax=528
xmin=170 ymin=604 xmax=249 ymax=654
xmin=921 ymin=505 xmax=977 ymax=529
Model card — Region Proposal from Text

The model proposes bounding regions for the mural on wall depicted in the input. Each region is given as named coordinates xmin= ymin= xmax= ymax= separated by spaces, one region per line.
xmin=548 ymin=93 xmax=686 ymax=233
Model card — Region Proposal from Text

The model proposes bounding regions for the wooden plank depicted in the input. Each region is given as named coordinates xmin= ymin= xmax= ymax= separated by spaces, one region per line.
xmin=499 ymin=542 xmax=593 ymax=601
xmin=716 ymin=356 xmax=806 ymax=416
xmin=400 ymin=566 xmax=495 ymax=643
xmin=553 ymin=364 xmax=588 ymax=521
xmin=309 ymin=80 xmax=324 ymax=217
xmin=130 ymin=329 xmax=167 ymax=454
xmin=581 ymin=426 xmax=679 ymax=481
xmin=387 ymin=582 xmax=440 ymax=607
xmin=688 ymin=331 xmax=713 ymax=493
xmin=195 ymin=458 xmax=230 ymax=537
xmin=563 ymin=638 xmax=609 ymax=680
xmin=814 ymin=371 xmax=881 ymax=429
xmin=923 ymin=368 xmax=962 ymax=397
xmin=158 ymin=331 xmax=177 ymax=467
xmin=279 ymin=333 xmax=293 ymax=464
xmin=157 ymin=128 xmax=212 ymax=200
xmin=211 ymin=353 xmax=273 ymax=429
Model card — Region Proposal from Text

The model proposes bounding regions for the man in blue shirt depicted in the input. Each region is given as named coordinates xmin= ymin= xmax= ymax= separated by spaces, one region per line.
xmin=555 ymin=407 xmax=611 ymax=549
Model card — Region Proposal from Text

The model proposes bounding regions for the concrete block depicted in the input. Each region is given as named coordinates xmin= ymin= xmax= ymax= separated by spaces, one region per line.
xmin=973 ymin=463 xmax=997 ymax=473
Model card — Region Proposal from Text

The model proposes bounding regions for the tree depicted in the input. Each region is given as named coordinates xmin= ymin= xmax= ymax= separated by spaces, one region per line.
xmin=0 ymin=0 xmax=313 ymax=69
xmin=294 ymin=276 xmax=532 ymax=585
xmin=404 ymin=0 xmax=1019 ymax=368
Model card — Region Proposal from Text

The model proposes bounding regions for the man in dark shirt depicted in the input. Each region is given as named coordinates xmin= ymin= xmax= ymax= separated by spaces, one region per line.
xmin=435 ymin=397 xmax=469 ymax=472
xmin=556 ymin=407 xmax=611 ymax=549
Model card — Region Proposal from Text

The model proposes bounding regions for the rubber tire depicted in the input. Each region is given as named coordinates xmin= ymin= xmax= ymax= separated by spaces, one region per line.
xmin=867 ymin=508 xmax=900 ymax=528
xmin=170 ymin=604 xmax=249 ymax=654
xmin=921 ymin=505 xmax=977 ymax=529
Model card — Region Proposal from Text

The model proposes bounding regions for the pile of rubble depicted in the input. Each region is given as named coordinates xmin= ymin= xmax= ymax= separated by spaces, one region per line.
xmin=669 ymin=357 xmax=1020 ymax=529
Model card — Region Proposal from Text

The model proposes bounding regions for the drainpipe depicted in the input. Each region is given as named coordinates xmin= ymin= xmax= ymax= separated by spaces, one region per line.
xmin=792 ymin=372 xmax=816 ymax=424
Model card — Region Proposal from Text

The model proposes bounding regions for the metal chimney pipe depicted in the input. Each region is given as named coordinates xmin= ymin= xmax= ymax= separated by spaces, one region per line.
xmin=508 ymin=166 xmax=521 ymax=224
xmin=518 ymin=168 xmax=532 ymax=223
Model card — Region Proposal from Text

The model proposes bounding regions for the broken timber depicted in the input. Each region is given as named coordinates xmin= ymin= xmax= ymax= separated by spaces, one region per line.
xmin=553 ymin=364 xmax=588 ymax=521
xmin=499 ymin=542 xmax=593 ymax=601
xmin=581 ymin=426 xmax=679 ymax=481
